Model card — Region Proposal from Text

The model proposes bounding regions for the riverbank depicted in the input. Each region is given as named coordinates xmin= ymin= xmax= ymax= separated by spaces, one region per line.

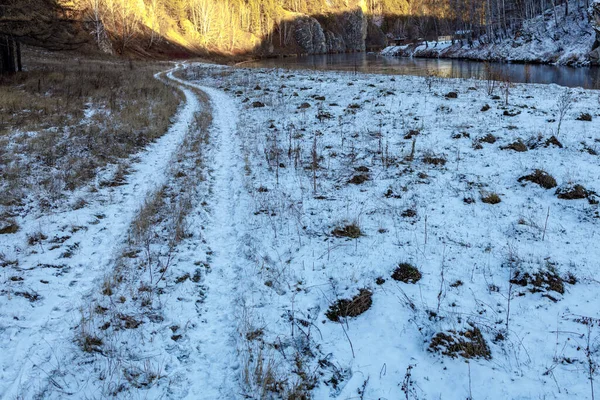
xmin=383 ymin=2 xmax=596 ymax=66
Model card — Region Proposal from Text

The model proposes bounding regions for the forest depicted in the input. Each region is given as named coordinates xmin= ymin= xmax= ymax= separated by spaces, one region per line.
xmin=0 ymin=0 xmax=586 ymax=62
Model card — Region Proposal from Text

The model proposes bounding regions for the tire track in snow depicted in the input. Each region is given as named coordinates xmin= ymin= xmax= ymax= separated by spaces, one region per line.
xmin=168 ymin=71 xmax=246 ymax=398
xmin=0 ymin=64 xmax=201 ymax=399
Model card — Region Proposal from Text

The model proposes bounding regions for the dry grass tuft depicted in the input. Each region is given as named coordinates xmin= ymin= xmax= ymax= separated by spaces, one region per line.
xmin=518 ymin=169 xmax=557 ymax=189
xmin=555 ymin=184 xmax=591 ymax=200
xmin=331 ymin=223 xmax=362 ymax=239
xmin=325 ymin=289 xmax=373 ymax=322
xmin=501 ymin=139 xmax=528 ymax=152
xmin=429 ymin=326 xmax=491 ymax=360
xmin=481 ymin=192 xmax=501 ymax=204
xmin=391 ymin=263 xmax=422 ymax=284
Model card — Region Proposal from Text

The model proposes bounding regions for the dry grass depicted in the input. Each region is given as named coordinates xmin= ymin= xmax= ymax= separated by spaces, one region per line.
xmin=481 ymin=192 xmax=502 ymax=204
xmin=518 ymin=169 xmax=557 ymax=189
xmin=325 ymin=289 xmax=373 ymax=322
xmin=331 ymin=223 xmax=362 ymax=238
xmin=429 ymin=326 xmax=491 ymax=360
xmin=0 ymin=47 xmax=181 ymax=211
xmin=392 ymin=263 xmax=422 ymax=284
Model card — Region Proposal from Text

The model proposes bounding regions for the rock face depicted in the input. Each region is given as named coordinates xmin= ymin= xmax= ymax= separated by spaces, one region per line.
xmin=337 ymin=9 xmax=368 ymax=52
xmin=293 ymin=16 xmax=327 ymax=54
xmin=589 ymin=1 xmax=600 ymax=64
xmin=293 ymin=8 xmax=368 ymax=54
xmin=366 ymin=19 xmax=387 ymax=49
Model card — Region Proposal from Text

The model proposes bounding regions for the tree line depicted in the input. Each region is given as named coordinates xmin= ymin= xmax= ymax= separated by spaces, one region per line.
xmin=0 ymin=0 xmax=589 ymax=73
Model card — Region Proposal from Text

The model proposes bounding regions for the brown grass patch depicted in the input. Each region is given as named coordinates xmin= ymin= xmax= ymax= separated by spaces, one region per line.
xmin=332 ymin=223 xmax=362 ymax=239
xmin=501 ymin=139 xmax=528 ymax=152
xmin=0 ymin=48 xmax=180 ymax=211
xmin=481 ymin=192 xmax=501 ymax=204
xmin=518 ymin=169 xmax=557 ymax=189
xmin=510 ymin=270 xmax=568 ymax=296
xmin=325 ymin=289 xmax=373 ymax=322
xmin=555 ymin=184 xmax=591 ymax=200
xmin=391 ymin=263 xmax=422 ymax=283
xmin=429 ymin=326 xmax=491 ymax=360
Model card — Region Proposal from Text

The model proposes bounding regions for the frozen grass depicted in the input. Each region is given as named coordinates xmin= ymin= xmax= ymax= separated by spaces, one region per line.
xmin=0 ymin=47 xmax=181 ymax=219
xmin=2 ymin=60 xmax=600 ymax=399
xmin=179 ymin=63 xmax=600 ymax=399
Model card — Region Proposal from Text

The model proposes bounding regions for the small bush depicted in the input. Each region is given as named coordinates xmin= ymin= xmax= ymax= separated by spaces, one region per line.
xmin=392 ymin=263 xmax=422 ymax=284
xmin=325 ymin=289 xmax=373 ymax=322
xmin=518 ymin=169 xmax=557 ymax=189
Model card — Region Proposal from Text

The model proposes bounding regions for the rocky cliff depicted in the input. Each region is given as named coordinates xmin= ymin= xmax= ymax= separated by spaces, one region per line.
xmin=291 ymin=8 xmax=381 ymax=55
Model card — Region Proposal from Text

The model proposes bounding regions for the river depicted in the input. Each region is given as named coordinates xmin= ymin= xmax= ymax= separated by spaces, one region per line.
xmin=244 ymin=52 xmax=600 ymax=89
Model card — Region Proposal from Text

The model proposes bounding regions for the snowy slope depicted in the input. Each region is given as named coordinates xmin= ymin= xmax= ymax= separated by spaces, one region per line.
xmin=383 ymin=2 xmax=597 ymax=66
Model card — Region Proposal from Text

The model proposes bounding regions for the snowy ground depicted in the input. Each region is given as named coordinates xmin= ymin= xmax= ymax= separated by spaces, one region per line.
xmin=383 ymin=2 xmax=596 ymax=66
xmin=1 ymin=62 xmax=600 ymax=399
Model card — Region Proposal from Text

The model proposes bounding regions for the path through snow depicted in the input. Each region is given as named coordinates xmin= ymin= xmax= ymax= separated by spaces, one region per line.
xmin=168 ymin=77 xmax=247 ymax=399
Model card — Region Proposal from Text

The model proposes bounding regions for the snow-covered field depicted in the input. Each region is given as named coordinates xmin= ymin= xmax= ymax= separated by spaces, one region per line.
xmin=1 ymin=62 xmax=600 ymax=399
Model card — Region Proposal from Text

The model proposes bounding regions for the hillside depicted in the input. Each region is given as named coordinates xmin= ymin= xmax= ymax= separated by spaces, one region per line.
xmin=3 ymin=1 xmax=599 ymax=66
xmin=383 ymin=0 xmax=600 ymax=66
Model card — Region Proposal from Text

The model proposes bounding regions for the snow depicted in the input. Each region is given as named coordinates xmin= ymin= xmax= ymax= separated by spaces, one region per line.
xmin=177 ymin=64 xmax=600 ymax=399
xmin=2 ymin=61 xmax=600 ymax=399
xmin=383 ymin=2 xmax=597 ymax=66
xmin=0 ymin=64 xmax=201 ymax=398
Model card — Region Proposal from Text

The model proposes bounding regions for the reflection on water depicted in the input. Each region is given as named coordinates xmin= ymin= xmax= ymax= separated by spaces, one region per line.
xmin=245 ymin=53 xmax=600 ymax=89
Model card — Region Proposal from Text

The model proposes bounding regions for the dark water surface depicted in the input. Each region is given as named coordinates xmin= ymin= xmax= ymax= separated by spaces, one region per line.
xmin=244 ymin=53 xmax=600 ymax=89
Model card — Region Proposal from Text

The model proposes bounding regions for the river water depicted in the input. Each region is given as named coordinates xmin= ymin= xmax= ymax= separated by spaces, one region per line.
xmin=244 ymin=52 xmax=600 ymax=89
